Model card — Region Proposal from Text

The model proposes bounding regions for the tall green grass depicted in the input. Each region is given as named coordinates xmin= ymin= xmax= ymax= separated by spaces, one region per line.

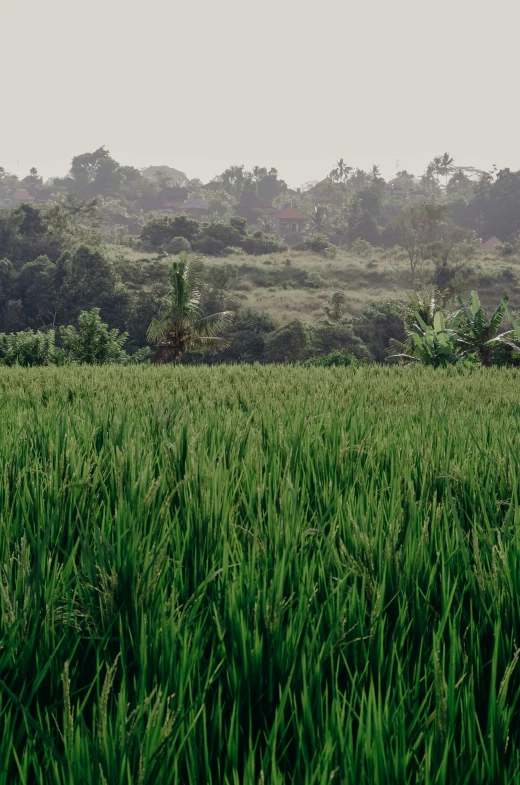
xmin=1 ymin=365 xmax=520 ymax=783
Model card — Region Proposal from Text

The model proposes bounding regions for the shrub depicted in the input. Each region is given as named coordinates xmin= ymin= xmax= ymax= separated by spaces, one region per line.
xmin=165 ymin=236 xmax=191 ymax=254
xmin=351 ymin=238 xmax=376 ymax=258
xmin=218 ymin=310 xmax=276 ymax=363
xmin=60 ymin=308 xmax=129 ymax=364
xmin=222 ymin=246 xmax=243 ymax=255
xmin=0 ymin=329 xmax=56 ymax=366
xmin=241 ymin=232 xmax=287 ymax=255
xmin=192 ymin=236 xmax=226 ymax=256
xmin=310 ymin=321 xmax=371 ymax=361
xmin=352 ymin=301 xmax=407 ymax=362
xmin=305 ymin=271 xmax=327 ymax=288
xmin=301 ymin=349 xmax=356 ymax=367
xmin=140 ymin=215 xmax=200 ymax=249
xmin=498 ymin=242 xmax=516 ymax=257
xmin=294 ymin=234 xmax=337 ymax=256
xmin=263 ymin=320 xmax=311 ymax=363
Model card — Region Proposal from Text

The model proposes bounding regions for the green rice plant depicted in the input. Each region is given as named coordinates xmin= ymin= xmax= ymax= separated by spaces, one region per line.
xmin=0 ymin=364 xmax=519 ymax=783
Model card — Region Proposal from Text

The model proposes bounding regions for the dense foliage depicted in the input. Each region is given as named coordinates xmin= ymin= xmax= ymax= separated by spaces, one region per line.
xmin=1 ymin=365 xmax=520 ymax=783
xmin=2 ymin=149 xmax=520 ymax=368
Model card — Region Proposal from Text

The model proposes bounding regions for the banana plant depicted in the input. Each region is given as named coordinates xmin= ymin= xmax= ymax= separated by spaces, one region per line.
xmin=485 ymin=310 xmax=520 ymax=356
xmin=389 ymin=310 xmax=461 ymax=367
xmin=456 ymin=291 xmax=509 ymax=365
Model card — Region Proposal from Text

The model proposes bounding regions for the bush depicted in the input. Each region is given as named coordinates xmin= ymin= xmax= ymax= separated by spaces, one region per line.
xmin=263 ymin=320 xmax=311 ymax=363
xmin=241 ymin=232 xmax=287 ymax=255
xmin=218 ymin=310 xmax=276 ymax=364
xmin=352 ymin=301 xmax=406 ymax=363
xmin=165 ymin=236 xmax=191 ymax=254
xmin=223 ymin=246 xmax=243 ymax=255
xmin=60 ymin=308 xmax=129 ymax=364
xmin=498 ymin=242 xmax=516 ymax=257
xmin=310 ymin=321 xmax=371 ymax=361
xmin=301 ymin=349 xmax=356 ymax=367
xmin=294 ymin=234 xmax=337 ymax=256
xmin=305 ymin=271 xmax=327 ymax=288
xmin=351 ymin=238 xmax=376 ymax=258
xmin=199 ymin=221 xmax=244 ymax=248
xmin=0 ymin=329 xmax=56 ymax=366
xmin=192 ymin=236 xmax=226 ymax=256
xmin=140 ymin=215 xmax=200 ymax=249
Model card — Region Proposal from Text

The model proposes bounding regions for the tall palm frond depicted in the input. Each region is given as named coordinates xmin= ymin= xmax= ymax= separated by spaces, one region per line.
xmin=147 ymin=252 xmax=234 ymax=363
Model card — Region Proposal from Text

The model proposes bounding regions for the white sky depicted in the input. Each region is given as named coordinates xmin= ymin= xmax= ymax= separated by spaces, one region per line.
xmin=2 ymin=0 xmax=519 ymax=188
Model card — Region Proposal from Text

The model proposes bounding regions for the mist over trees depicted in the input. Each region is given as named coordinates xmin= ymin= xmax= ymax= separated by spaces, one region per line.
xmin=1 ymin=146 xmax=520 ymax=367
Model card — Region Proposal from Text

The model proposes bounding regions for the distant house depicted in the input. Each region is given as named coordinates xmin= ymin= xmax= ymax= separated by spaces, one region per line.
xmin=383 ymin=182 xmax=426 ymax=202
xmin=12 ymin=188 xmax=35 ymax=204
xmin=158 ymin=186 xmax=189 ymax=210
xmin=104 ymin=214 xmax=143 ymax=236
xmin=35 ymin=188 xmax=55 ymax=205
xmin=203 ymin=180 xmax=224 ymax=192
xmin=481 ymin=236 xmax=502 ymax=252
xmin=274 ymin=205 xmax=307 ymax=235
xmin=234 ymin=193 xmax=272 ymax=222
xmin=181 ymin=198 xmax=210 ymax=221
xmin=383 ymin=183 xmax=407 ymax=202
xmin=308 ymin=177 xmax=335 ymax=204
xmin=0 ymin=188 xmax=13 ymax=208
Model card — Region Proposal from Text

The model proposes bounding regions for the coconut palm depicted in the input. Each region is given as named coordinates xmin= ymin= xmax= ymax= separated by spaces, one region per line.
xmin=309 ymin=205 xmax=331 ymax=234
xmin=147 ymin=253 xmax=234 ymax=363
xmin=438 ymin=152 xmax=455 ymax=191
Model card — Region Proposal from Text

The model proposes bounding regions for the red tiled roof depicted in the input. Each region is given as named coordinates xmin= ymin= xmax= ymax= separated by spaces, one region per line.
xmin=275 ymin=206 xmax=307 ymax=220
xmin=311 ymin=177 xmax=332 ymax=189
xmin=481 ymin=236 xmax=502 ymax=251
xmin=12 ymin=189 xmax=34 ymax=201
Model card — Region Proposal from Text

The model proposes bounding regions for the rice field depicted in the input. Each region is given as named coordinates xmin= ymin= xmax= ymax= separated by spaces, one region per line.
xmin=1 ymin=364 xmax=520 ymax=784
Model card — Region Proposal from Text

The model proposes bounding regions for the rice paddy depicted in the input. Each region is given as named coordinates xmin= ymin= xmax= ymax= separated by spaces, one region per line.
xmin=1 ymin=364 xmax=520 ymax=784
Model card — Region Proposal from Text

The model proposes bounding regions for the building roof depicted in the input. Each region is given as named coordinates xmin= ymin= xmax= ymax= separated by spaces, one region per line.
xmin=159 ymin=186 xmax=189 ymax=199
xmin=481 ymin=236 xmax=502 ymax=251
xmin=12 ymin=188 xmax=34 ymax=202
xmin=310 ymin=177 xmax=332 ymax=190
xmin=275 ymin=206 xmax=307 ymax=221
xmin=237 ymin=193 xmax=271 ymax=208
xmin=182 ymin=198 xmax=209 ymax=210
xmin=203 ymin=180 xmax=223 ymax=190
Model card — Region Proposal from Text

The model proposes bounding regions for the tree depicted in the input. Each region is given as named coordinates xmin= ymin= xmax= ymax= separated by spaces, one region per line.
xmin=0 ymin=329 xmax=56 ymax=366
xmin=309 ymin=205 xmax=331 ymax=234
xmin=69 ymin=147 xmax=122 ymax=195
xmin=348 ymin=200 xmax=381 ymax=245
xmin=147 ymin=253 xmax=234 ymax=363
xmin=60 ymin=308 xmax=129 ymax=364
xmin=391 ymin=202 xmax=447 ymax=288
xmin=438 ymin=153 xmax=455 ymax=190
xmin=217 ymin=310 xmax=275 ymax=363
xmin=263 ymin=320 xmax=311 ymax=363
xmin=140 ymin=215 xmax=200 ymax=249
xmin=220 ymin=166 xmax=246 ymax=198
xmin=59 ymin=245 xmax=116 ymax=318
xmin=352 ymin=301 xmax=406 ymax=362
xmin=324 ymin=292 xmax=345 ymax=321
xmin=17 ymin=255 xmax=60 ymax=326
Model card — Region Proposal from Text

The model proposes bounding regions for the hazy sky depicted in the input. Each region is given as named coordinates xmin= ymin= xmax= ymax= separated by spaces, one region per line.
xmin=2 ymin=0 xmax=519 ymax=187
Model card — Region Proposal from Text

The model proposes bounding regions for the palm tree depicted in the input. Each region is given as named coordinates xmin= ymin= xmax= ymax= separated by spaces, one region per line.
xmin=309 ymin=205 xmax=330 ymax=234
xmin=438 ymin=152 xmax=455 ymax=191
xmin=431 ymin=156 xmax=443 ymax=185
xmin=147 ymin=253 xmax=234 ymax=363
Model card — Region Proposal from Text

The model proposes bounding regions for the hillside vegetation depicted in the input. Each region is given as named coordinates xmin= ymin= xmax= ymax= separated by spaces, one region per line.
xmin=1 ymin=365 xmax=520 ymax=783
